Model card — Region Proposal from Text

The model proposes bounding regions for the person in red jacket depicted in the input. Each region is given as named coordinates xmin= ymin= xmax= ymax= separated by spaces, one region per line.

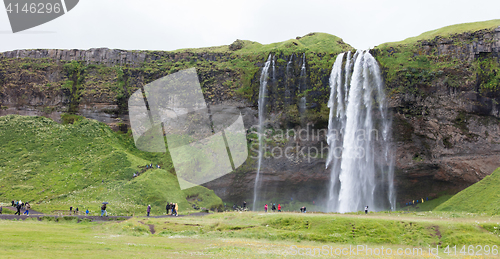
xmin=277 ymin=204 xmax=281 ymax=212
xmin=264 ymin=204 xmax=268 ymax=212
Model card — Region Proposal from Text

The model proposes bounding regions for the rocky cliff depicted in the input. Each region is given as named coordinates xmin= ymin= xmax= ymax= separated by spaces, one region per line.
xmin=1 ymin=23 xmax=500 ymax=208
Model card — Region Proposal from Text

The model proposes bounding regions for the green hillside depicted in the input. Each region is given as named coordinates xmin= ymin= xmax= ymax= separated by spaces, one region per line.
xmin=0 ymin=115 xmax=222 ymax=215
xmin=434 ymin=167 xmax=500 ymax=215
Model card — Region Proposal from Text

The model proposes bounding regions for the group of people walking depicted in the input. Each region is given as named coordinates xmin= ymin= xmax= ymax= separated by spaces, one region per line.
xmin=405 ymin=197 xmax=428 ymax=206
xmin=166 ymin=202 xmax=178 ymax=216
xmin=264 ymin=203 xmax=282 ymax=212
xmin=11 ymin=200 xmax=31 ymax=216
xmin=146 ymin=203 xmax=179 ymax=217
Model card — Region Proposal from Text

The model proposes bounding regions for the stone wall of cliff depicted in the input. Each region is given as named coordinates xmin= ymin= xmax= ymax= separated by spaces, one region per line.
xmin=0 ymin=27 xmax=499 ymax=207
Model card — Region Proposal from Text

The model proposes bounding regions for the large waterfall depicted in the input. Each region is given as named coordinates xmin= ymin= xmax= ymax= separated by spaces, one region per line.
xmin=253 ymin=54 xmax=272 ymax=211
xmin=326 ymin=50 xmax=395 ymax=213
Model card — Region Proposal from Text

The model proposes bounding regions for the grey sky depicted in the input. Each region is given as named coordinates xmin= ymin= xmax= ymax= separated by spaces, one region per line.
xmin=0 ymin=0 xmax=499 ymax=52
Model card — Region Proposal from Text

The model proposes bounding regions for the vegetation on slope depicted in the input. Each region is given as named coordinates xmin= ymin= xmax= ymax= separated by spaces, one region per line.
xmin=434 ymin=167 xmax=500 ymax=215
xmin=374 ymin=19 xmax=500 ymax=96
xmin=0 ymin=115 xmax=222 ymax=215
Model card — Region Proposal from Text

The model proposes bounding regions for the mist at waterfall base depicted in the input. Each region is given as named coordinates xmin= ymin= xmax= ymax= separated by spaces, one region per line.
xmin=252 ymin=51 xmax=395 ymax=213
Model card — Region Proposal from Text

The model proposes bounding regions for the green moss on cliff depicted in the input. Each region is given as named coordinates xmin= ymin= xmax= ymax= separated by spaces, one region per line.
xmin=374 ymin=19 xmax=500 ymax=96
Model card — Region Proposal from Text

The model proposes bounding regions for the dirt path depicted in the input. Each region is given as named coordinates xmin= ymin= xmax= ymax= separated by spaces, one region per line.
xmin=3 ymin=206 xmax=44 ymax=215
xmin=138 ymin=221 xmax=156 ymax=234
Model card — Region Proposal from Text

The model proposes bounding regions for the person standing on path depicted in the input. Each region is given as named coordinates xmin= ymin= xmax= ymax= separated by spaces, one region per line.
xmin=272 ymin=204 xmax=276 ymax=212
xmin=264 ymin=204 xmax=268 ymax=212
xmin=0 ymin=205 xmax=2 ymax=214
xmin=147 ymin=205 xmax=151 ymax=217
xmin=278 ymin=204 xmax=281 ymax=212
xmin=101 ymin=204 xmax=107 ymax=217
xmin=365 ymin=206 xmax=368 ymax=214
xmin=174 ymin=203 xmax=178 ymax=216
xmin=166 ymin=203 xmax=170 ymax=215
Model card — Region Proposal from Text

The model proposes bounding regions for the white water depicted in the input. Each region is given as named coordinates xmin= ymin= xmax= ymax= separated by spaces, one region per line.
xmin=253 ymin=54 xmax=272 ymax=211
xmin=285 ymin=54 xmax=293 ymax=106
xmin=299 ymin=53 xmax=307 ymax=116
xmin=326 ymin=50 xmax=395 ymax=213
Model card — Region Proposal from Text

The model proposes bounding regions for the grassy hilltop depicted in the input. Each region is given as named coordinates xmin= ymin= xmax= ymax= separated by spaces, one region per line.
xmin=0 ymin=115 xmax=222 ymax=215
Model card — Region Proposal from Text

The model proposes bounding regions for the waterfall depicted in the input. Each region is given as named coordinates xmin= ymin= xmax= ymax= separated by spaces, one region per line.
xmin=326 ymin=50 xmax=395 ymax=213
xmin=253 ymin=54 xmax=272 ymax=211
xmin=299 ymin=53 xmax=307 ymax=117
xmin=285 ymin=54 xmax=293 ymax=107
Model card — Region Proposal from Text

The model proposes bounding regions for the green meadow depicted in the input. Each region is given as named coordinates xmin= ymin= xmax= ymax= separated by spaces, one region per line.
xmin=1 ymin=211 xmax=499 ymax=258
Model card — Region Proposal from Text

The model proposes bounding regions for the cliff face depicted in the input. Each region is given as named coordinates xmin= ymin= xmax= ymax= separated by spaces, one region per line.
xmin=1 ymin=26 xmax=499 ymax=207
xmin=374 ymin=25 xmax=500 ymax=202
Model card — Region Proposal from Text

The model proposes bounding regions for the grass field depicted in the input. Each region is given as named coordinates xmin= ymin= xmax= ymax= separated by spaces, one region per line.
xmin=1 ymin=211 xmax=499 ymax=258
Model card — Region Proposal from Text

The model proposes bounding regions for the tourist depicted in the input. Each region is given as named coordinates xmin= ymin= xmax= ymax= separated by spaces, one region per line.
xmin=147 ymin=205 xmax=151 ymax=217
xmin=278 ymin=204 xmax=281 ymax=212
xmin=24 ymin=203 xmax=31 ymax=216
xmin=101 ymin=204 xmax=107 ymax=217
xmin=15 ymin=203 xmax=21 ymax=215
xmin=242 ymin=201 xmax=246 ymax=210
xmin=174 ymin=203 xmax=178 ymax=216
xmin=303 ymin=206 xmax=307 ymax=213
xmin=0 ymin=205 xmax=2 ymax=214
xmin=171 ymin=203 xmax=176 ymax=216
xmin=264 ymin=204 xmax=268 ymax=212
xmin=86 ymin=209 xmax=89 ymax=216
xmin=70 ymin=206 xmax=73 ymax=215
xmin=11 ymin=200 xmax=14 ymax=206
xmin=272 ymin=204 xmax=276 ymax=212
xmin=365 ymin=206 xmax=368 ymax=214
xmin=166 ymin=203 xmax=171 ymax=214
xmin=76 ymin=207 xmax=79 ymax=215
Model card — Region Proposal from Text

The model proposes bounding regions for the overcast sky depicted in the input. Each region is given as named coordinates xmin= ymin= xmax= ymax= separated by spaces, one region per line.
xmin=0 ymin=0 xmax=499 ymax=52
